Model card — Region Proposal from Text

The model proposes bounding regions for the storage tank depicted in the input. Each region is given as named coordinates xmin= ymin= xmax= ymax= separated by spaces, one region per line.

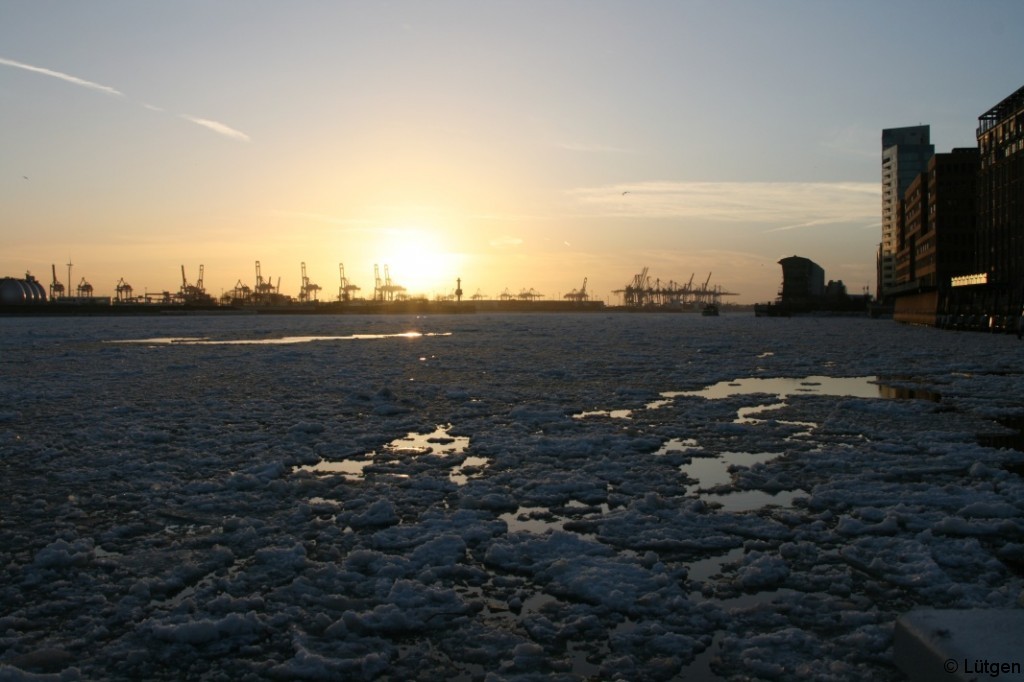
xmin=0 ymin=274 xmax=48 ymax=304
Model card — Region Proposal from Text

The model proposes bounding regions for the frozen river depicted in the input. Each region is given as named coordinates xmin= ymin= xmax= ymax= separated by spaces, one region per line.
xmin=1 ymin=313 xmax=1022 ymax=680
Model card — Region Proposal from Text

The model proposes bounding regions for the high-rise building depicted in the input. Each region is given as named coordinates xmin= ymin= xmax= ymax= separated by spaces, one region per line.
xmin=976 ymin=85 xmax=1024 ymax=315
xmin=880 ymin=126 xmax=933 ymax=300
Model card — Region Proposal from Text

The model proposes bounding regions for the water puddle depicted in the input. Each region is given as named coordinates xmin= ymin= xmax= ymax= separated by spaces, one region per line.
xmin=704 ymin=488 xmax=805 ymax=512
xmin=296 ymin=457 xmax=373 ymax=480
xmin=654 ymin=375 xmax=886 ymax=407
xmin=573 ymin=409 xmax=633 ymax=420
xmin=109 ymin=332 xmax=452 ymax=345
xmin=680 ymin=451 xmax=804 ymax=512
xmin=380 ymin=424 xmax=469 ymax=458
xmin=681 ymin=452 xmax=780 ymax=495
xmin=500 ymin=500 xmax=609 ymax=537
xmin=295 ymin=424 xmax=476 ymax=481
xmin=654 ymin=437 xmax=700 ymax=454
xmin=450 ymin=456 xmax=490 ymax=485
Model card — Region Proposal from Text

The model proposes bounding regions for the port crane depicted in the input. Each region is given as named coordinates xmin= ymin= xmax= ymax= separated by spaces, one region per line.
xmin=338 ymin=263 xmax=360 ymax=301
xmin=298 ymin=262 xmax=321 ymax=303
xmin=115 ymin=278 xmax=133 ymax=303
xmin=564 ymin=277 xmax=589 ymax=302
xmin=616 ymin=267 xmax=737 ymax=308
xmin=49 ymin=264 xmax=65 ymax=300
xmin=76 ymin=277 xmax=93 ymax=298
xmin=179 ymin=265 xmax=208 ymax=303
xmin=372 ymin=264 xmax=406 ymax=301
xmin=253 ymin=261 xmax=280 ymax=302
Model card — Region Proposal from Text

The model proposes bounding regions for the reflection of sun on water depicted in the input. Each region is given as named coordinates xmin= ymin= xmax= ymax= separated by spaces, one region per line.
xmin=373 ymin=227 xmax=462 ymax=297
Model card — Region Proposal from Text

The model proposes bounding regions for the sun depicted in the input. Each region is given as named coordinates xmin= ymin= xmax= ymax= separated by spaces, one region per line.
xmin=372 ymin=227 xmax=462 ymax=298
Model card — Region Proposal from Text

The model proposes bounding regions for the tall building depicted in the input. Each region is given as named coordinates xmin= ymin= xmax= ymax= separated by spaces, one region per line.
xmin=893 ymin=149 xmax=978 ymax=326
xmin=976 ymin=85 xmax=1024 ymax=317
xmin=929 ymin=149 xmax=979 ymax=287
xmin=880 ymin=126 xmax=933 ymax=300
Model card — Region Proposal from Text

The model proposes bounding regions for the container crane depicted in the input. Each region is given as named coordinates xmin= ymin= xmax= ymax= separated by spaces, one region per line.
xmin=76 ymin=277 xmax=93 ymax=298
xmin=50 ymin=264 xmax=65 ymax=300
xmin=115 ymin=278 xmax=133 ymax=303
xmin=338 ymin=263 xmax=360 ymax=301
xmin=564 ymin=277 xmax=589 ymax=302
xmin=179 ymin=265 xmax=209 ymax=303
xmin=298 ymin=262 xmax=321 ymax=303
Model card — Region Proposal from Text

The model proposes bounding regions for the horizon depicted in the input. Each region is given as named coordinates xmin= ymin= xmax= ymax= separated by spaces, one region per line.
xmin=3 ymin=2 xmax=1022 ymax=304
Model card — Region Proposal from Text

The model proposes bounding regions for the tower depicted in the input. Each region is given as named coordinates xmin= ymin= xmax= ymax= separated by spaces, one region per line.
xmin=880 ymin=126 xmax=933 ymax=300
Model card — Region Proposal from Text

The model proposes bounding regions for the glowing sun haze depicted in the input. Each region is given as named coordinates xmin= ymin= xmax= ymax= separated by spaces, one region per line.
xmin=2 ymin=1 xmax=1021 ymax=303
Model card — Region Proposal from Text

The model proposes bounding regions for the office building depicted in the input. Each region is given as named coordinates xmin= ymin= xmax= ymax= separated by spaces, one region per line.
xmin=880 ymin=126 xmax=934 ymax=301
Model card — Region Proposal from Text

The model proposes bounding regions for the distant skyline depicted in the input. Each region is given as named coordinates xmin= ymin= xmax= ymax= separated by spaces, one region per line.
xmin=3 ymin=1 xmax=1022 ymax=303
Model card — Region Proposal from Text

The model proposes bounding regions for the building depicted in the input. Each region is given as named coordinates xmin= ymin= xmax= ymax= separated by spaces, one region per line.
xmin=938 ymin=85 xmax=1024 ymax=330
xmin=891 ymin=149 xmax=979 ymax=325
xmin=779 ymin=255 xmax=824 ymax=304
xmin=880 ymin=126 xmax=934 ymax=301
xmin=755 ymin=256 xmax=869 ymax=316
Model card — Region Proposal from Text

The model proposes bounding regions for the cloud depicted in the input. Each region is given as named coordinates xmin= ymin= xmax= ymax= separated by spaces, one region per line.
xmin=0 ymin=56 xmax=123 ymax=96
xmin=180 ymin=115 xmax=251 ymax=142
xmin=568 ymin=181 xmax=880 ymax=231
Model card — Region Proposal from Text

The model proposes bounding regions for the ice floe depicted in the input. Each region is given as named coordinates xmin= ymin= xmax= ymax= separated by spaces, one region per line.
xmin=1 ymin=313 xmax=1022 ymax=680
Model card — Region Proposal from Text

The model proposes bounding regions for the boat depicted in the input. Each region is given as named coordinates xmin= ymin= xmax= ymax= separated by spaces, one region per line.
xmin=701 ymin=303 xmax=719 ymax=316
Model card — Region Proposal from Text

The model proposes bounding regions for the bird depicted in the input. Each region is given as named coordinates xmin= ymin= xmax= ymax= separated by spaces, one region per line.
xmin=622 ymin=190 xmax=630 ymax=195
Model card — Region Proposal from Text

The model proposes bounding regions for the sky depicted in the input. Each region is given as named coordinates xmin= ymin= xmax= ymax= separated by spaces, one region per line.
xmin=2 ymin=1 xmax=1022 ymax=304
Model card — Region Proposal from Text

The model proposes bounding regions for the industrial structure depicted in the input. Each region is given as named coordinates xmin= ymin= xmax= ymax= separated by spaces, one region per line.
xmin=614 ymin=268 xmax=736 ymax=309
xmin=337 ymin=264 xmax=360 ymax=302
xmin=298 ymin=263 xmax=321 ymax=303
xmin=563 ymin=278 xmax=589 ymax=303
xmin=4 ymin=258 xmax=725 ymax=316
xmin=0 ymin=273 xmax=47 ymax=304
xmin=372 ymin=264 xmax=406 ymax=302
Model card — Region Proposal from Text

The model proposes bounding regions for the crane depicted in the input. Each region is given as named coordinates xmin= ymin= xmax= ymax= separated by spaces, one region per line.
xmin=299 ymin=262 xmax=321 ymax=303
xmin=254 ymin=261 xmax=278 ymax=301
xmin=115 ymin=278 xmax=133 ymax=303
xmin=76 ymin=277 xmax=93 ymax=298
xmin=179 ymin=265 xmax=208 ymax=303
xmin=564 ymin=277 xmax=589 ymax=302
xmin=50 ymin=264 xmax=65 ymax=300
xmin=338 ymin=263 xmax=360 ymax=301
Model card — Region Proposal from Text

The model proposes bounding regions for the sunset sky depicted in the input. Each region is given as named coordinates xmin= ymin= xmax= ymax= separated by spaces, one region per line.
xmin=3 ymin=1 xmax=1022 ymax=304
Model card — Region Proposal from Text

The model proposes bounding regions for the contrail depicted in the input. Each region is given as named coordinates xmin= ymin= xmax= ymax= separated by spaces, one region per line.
xmin=0 ymin=56 xmax=124 ymax=96
xmin=0 ymin=55 xmax=250 ymax=142
xmin=180 ymin=115 xmax=251 ymax=142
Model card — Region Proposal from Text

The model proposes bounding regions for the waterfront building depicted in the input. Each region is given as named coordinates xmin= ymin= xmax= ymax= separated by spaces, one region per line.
xmin=938 ymin=85 xmax=1024 ymax=330
xmin=880 ymin=126 xmax=934 ymax=301
xmin=892 ymin=149 xmax=979 ymax=325
xmin=779 ymin=255 xmax=825 ymax=304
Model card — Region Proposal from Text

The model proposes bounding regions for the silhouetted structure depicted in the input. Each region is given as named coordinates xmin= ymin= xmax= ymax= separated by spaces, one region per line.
xmin=880 ymin=126 xmax=934 ymax=301
xmin=757 ymin=256 xmax=869 ymax=315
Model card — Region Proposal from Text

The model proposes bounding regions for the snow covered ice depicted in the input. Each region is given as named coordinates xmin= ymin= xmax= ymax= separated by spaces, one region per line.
xmin=1 ymin=313 xmax=1022 ymax=680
